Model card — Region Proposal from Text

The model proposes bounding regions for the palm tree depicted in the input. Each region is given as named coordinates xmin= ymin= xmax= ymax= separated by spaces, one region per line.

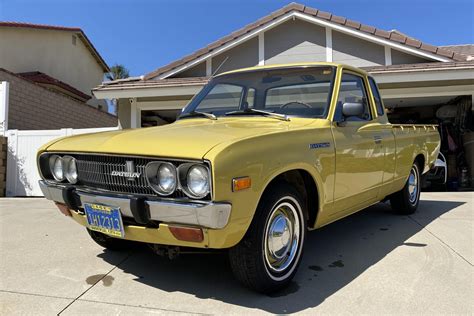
xmin=106 ymin=64 xmax=130 ymax=81
xmin=105 ymin=64 xmax=130 ymax=114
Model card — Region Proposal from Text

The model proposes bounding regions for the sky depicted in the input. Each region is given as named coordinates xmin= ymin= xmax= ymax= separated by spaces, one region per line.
xmin=1 ymin=0 xmax=473 ymax=76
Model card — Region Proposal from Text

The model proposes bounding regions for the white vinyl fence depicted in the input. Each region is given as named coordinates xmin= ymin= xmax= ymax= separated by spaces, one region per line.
xmin=6 ymin=127 xmax=118 ymax=196
xmin=0 ymin=81 xmax=9 ymax=134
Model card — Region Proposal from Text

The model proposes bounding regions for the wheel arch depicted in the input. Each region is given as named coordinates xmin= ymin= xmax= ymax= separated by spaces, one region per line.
xmin=414 ymin=153 xmax=426 ymax=173
xmin=259 ymin=167 xmax=321 ymax=229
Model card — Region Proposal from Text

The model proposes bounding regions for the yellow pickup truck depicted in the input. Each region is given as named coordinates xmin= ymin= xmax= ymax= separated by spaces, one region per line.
xmin=38 ymin=63 xmax=440 ymax=293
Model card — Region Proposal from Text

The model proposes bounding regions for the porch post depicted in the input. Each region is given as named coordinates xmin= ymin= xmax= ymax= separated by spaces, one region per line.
xmin=325 ymin=28 xmax=332 ymax=62
xmin=258 ymin=33 xmax=265 ymax=66
xmin=130 ymin=98 xmax=139 ymax=128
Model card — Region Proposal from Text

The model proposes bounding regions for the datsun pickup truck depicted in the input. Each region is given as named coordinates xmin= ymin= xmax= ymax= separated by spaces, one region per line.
xmin=38 ymin=63 xmax=440 ymax=293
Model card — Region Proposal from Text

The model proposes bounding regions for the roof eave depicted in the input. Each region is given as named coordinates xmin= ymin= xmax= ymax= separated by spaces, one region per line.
xmin=143 ymin=3 xmax=463 ymax=80
xmin=93 ymin=82 xmax=205 ymax=99
xmin=93 ymin=61 xmax=474 ymax=100
xmin=76 ymin=31 xmax=110 ymax=72
xmin=0 ymin=22 xmax=109 ymax=73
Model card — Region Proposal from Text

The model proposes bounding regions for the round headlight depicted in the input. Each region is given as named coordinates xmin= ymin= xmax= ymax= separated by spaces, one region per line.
xmin=157 ymin=163 xmax=177 ymax=195
xmin=49 ymin=155 xmax=64 ymax=181
xmin=64 ymin=156 xmax=78 ymax=184
xmin=186 ymin=165 xmax=210 ymax=198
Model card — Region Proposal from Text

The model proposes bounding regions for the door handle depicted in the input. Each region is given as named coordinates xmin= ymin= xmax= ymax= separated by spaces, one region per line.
xmin=374 ymin=136 xmax=382 ymax=144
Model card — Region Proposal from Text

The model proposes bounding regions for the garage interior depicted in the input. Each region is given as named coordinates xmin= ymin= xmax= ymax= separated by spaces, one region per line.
xmin=141 ymin=109 xmax=180 ymax=127
xmin=385 ymin=95 xmax=473 ymax=191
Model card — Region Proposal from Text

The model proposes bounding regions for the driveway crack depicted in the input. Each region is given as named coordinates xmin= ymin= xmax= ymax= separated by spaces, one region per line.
xmin=408 ymin=215 xmax=473 ymax=267
xmin=57 ymin=252 xmax=133 ymax=315
xmin=76 ymin=298 xmax=212 ymax=315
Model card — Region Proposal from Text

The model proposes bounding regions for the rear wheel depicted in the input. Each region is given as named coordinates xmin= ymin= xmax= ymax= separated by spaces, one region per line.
xmin=229 ymin=181 xmax=306 ymax=293
xmin=390 ymin=162 xmax=421 ymax=214
xmin=87 ymin=229 xmax=132 ymax=251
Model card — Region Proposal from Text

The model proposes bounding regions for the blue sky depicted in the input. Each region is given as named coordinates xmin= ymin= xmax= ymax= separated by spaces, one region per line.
xmin=1 ymin=0 xmax=473 ymax=76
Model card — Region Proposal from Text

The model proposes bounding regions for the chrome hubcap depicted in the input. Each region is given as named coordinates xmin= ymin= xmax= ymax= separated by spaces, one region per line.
xmin=408 ymin=167 xmax=418 ymax=204
xmin=264 ymin=201 xmax=300 ymax=273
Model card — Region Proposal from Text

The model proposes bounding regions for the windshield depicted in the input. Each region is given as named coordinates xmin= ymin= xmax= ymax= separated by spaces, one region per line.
xmin=180 ymin=66 xmax=336 ymax=119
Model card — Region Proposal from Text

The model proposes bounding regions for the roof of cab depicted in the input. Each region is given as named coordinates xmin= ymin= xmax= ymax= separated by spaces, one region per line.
xmin=217 ymin=62 xmax=368 ymax=77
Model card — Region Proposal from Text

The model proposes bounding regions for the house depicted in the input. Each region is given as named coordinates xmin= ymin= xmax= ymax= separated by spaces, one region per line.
xmin=0 ymin=22 xmax=118 ymax=196
xmin=0 ymin=22 xmax=117 ymax=130
xmin=93 ymin=3 xmax=473 ymax=129
xmin=92 ymin=2 xmax=473 ymax=188
xmin=0 ymin=22 xmax=110 ymax=109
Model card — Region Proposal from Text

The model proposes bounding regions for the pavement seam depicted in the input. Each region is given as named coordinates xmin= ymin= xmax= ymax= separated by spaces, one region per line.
xmin=57 ymin=252 xmax=133 ymax=315
xmin=0 ymin=289 xmax=73 ymax=300
xmin=408 ymin=215 xmax=473 ymax=267
xmin=77 ymin=298 xmax=212 ymax=315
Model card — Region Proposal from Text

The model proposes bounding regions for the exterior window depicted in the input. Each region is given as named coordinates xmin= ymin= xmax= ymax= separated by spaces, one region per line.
xmin=335 ymin=73 xmax=371 ymax=121
xmin=197 ymin=84 xmax=243 ymax=111
xmin=368 ymin=77 xmax=385 ymax=116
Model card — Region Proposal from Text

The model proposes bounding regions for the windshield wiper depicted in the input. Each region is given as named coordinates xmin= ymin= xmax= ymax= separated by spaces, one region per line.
xmin=225 ymin=108 xmax=290 ymax=121
xmin=179 ymin=111 xmax=217 ymax=120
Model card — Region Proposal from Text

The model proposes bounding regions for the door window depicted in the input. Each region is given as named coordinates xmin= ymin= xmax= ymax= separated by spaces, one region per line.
xmin=335 ymin=73 xmax=372 ymax=121
xmin=368 ymin=77 xmax=385 ymax=116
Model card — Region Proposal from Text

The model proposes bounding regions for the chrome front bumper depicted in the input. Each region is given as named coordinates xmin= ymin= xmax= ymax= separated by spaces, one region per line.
xmin=39 ymin=181 xmax=231 ymax=229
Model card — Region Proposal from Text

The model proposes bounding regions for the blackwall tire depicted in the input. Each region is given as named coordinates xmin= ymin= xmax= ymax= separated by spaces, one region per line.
xmin=390 ymin=162 xmax=421 ymax=215
xmin=228 ymin=181 xmax=306 ymax=293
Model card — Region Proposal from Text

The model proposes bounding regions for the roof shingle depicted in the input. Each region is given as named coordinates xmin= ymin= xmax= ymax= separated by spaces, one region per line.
xmin=143 ymin=2 xmax=467 ymax=80
xmin=18 ymin=71 xmax=91 ymax=101
xmin=95 ymin=61 xmax=474 ymax=94
xmin=440 ymin=44 xmax=474 ymax=59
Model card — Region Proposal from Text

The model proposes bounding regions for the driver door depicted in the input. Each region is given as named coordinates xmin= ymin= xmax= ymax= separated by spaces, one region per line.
xmin=331 ymin=72 xmax=385 ymax=215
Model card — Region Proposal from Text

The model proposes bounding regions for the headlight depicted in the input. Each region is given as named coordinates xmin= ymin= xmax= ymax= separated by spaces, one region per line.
xmin=63 ymin=156 xmax=78 ymax=184
xmin=186 ymin=165 xmax=210 ymax=198
xmin=146 ymin=162 xmax=177 ymax=195
xmin=158 ymin=163 xmax=177 ymax=194
xmin=49 ymin=155 xmax=64 ymax=181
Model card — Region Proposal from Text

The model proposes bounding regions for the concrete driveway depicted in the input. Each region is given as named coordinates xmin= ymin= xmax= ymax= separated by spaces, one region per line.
xmin=1 ymin=192 xmax=472 ymax=315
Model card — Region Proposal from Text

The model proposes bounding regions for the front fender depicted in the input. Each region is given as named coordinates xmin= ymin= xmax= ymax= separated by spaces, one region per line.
xmin=204 ymin=126 xmax=333 ymax=248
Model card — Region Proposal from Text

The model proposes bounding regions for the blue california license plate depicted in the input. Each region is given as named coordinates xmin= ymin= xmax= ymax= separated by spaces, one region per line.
xmin=84 ymin=203 xmax=125 ymax=238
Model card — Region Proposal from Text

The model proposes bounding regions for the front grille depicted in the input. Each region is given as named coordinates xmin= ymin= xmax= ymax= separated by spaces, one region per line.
xmin=73 ymin=154 xmax=186 ymax=197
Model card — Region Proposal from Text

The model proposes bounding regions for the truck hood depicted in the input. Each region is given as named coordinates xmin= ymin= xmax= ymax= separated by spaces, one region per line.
xmin=44 ymin=118 xmax=313 ymax=159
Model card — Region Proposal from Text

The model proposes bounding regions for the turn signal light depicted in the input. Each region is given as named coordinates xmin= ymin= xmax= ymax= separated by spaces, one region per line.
xmin=55 ymin=202 xmax=72 ymax=217
xmin=169 ymin=225 xmax=204 ymax=242
xmin=232 ymin=176 xmax=251 ymax=192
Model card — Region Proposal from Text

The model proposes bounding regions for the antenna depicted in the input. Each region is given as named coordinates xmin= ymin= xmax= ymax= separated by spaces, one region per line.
xmin=211 ymin=56 xmax=229 ymax=77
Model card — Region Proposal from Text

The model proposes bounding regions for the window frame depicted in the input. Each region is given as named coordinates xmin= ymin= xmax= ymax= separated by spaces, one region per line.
xmin=335 ymin=71 xmax=374 ymax=122
xmin=181 ymin=66 xmax=337 ymax=119
xmin=368 ymin=76 xmax=385 ymax=117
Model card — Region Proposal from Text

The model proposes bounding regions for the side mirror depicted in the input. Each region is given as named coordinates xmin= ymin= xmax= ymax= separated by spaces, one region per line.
xmin=342 ymin=102 xmax=364 ymax=117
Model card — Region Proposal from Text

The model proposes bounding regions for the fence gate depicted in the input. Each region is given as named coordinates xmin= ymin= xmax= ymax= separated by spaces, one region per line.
xmin=6 ymin=127 xmax=117 ymax=196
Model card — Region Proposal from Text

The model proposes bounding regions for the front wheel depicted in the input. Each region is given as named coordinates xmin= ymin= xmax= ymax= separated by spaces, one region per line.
xmin=229 ymin=181 xmax=306 ymax=293
xmin=390 ymin=162 xmax=421 ymax=215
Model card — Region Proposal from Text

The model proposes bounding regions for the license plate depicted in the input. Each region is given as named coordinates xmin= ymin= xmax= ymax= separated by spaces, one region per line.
xmin=84 ymin=203 xmax=125 ymax=238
